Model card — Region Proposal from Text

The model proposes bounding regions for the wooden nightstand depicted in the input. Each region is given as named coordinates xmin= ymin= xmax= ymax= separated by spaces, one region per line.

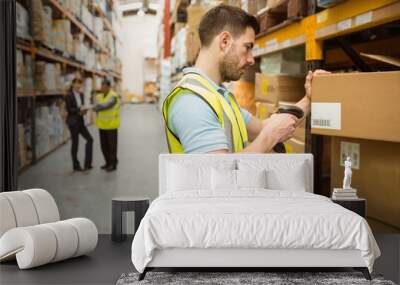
xmin=332 ymin=198 xmax=366 ymax=217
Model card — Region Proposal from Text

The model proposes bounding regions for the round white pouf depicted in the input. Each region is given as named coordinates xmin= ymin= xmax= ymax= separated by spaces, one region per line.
xmin=0 ymin=195 xmax=17 ymax=237
xmin=1 ymin=192 xmax=39 ymax=227
xmin=0 ymin=226 xmax=57 ymax=269
xmin=23 ymin=189 xmax=60 ymax=224
xmin=64 ymin=218 xmax=98 ymax=257
xmin=42 ymin=221 xmax=79 ymax=263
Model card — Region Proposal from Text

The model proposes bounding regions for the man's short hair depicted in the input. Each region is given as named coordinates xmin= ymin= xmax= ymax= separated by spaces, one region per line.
xmin=198 ymin=4 xmax=259 ymax=47
xmin=72 ymin=78 xmax=82 ymax=84
xmin=102 ymin=79 xmax=111 ymax=87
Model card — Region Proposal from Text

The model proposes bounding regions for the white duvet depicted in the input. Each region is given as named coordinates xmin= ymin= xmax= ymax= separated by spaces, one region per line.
xmin=131 ymin=190 xmax=380 ymax=273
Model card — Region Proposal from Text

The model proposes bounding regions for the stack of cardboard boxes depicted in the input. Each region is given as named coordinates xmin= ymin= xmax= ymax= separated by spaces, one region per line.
xmin=35 ymin=103 xmax=67 ymax=158
xmin=185 ymin=4 xmax=211 ymax=65
xmin=93 ymin=16 xmax=104 ymax=42
xmin=59 ymin=0 xmax=81 ymax=17
xmin=16 ymin=2 xmax=30 ymax=40
xmin=241 ymin=0 xmax=267 ymax=15
xmin=32 ymin=0 xmax=53 ymax=48
xmin=311 ymin=61 xmax=400 ymax=232
xmin=81 ymin=4 xmax=94 ymax=32
xmin=171 ymin=27 xmax=187 ymax=72
xmin=18 ymin=124 xmax=30 ymax=169
xmin=16 ymin=50 xmax=34 ymax=93
xmin=255 ymin=72 xmax=306 ymax=153
xmin=52 ymin=19 xmax=73 ymax=54
xmin=34 ymin=62 xmax=63 ymax=93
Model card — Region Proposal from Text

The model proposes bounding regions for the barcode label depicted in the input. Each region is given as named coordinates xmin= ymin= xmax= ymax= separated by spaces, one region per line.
xmin=337 ymin=19 xmax=352 ymax=31
xmin=355 ymin=12 xmax=372 ymax=26
xmin=312 ymin=119 xmax=331 ymax=127
xmin=317 ymin=11 xmax=327 ymax=24
xmin=282 ymin=39 xmax=291 ymax=48
xmin=266 ymin=39 xmax=278 ymax=51
xmin=311 ymin=103 xmax=341 ymax=130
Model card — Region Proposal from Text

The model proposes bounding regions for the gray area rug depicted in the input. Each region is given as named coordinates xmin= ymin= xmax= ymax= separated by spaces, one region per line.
xmin=116 ymin=271 xmax=396 ymax=285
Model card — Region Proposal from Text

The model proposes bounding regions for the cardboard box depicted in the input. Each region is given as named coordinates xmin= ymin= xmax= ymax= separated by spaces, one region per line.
xmin=144 ymin=82 xmax=157 ymax=96
xmin=287 ymin=0 xmax=307 ymax=18
xmin=261 ymin=47 xmax=305 ymax=63
xmin=186 ymin=4 xmax=209 ymax=31
xmin=258 ymin=10 xmax=285 ymax=33
xmin=311 ymin=71 xmax=400 ymax=143
xmin=255 ymin=73 xmax=305 ymax=103
xmin=185 ymin=4 xmax=211 ymax=64
xmin=256 ymin=101 xmax=278 ymax=120
xmin=283 ymin=138 xmax=305 ymax=153
xmin=16 ymin=2 xmax=30 ymax=39
xmin=294 ymin=120 xmax=305 ymax=142
xmin=330 ymin=137 xmax=400 ymax=230
xmin=185 ymin=30 xmax=201 ymax=64
xmin=222 ymin=0 xmax=241 ymax=7
xmin=233 ymin=81 xmax=256 ymax=115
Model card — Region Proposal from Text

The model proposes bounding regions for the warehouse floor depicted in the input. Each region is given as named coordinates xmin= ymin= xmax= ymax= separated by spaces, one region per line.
xmin=18 ymin=104 xmax=167 ymax=234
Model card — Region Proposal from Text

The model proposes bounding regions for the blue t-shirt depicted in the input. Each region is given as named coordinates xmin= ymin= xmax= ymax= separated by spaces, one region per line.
xmin=168 ymin=68 xmax=251 ymax=153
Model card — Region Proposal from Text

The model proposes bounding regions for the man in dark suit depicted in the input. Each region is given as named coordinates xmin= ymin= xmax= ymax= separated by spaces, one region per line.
xmin=65 ymin=78 xmax=93 ymax=171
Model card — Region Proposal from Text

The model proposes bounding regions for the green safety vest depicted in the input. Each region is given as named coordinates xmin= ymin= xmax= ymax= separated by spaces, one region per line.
xmin=162 ymin=73 xmax=248 ymax=153
xmin=95 ymin=90 xmax=120 ymax=130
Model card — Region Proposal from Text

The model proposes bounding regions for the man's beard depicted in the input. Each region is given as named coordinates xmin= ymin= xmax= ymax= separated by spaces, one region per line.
xmin=219 ymin=48 xmax=244 ymax=82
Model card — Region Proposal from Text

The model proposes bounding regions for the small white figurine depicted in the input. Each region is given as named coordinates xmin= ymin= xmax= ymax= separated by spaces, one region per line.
xmin=343 ymin=156 xmax=352 ymax=189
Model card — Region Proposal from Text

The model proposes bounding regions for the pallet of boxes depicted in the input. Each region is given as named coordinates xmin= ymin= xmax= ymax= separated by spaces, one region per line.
xmin=311 ymin=55 xmax=400 ymax=232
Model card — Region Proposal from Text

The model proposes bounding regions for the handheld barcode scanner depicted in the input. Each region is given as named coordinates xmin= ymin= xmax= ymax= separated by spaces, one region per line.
xmin=272 ymin=105 xmax=304 ymax=153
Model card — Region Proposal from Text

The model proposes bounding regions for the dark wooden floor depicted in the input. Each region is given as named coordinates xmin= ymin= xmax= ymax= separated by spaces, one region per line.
xmin=1 ymin=234 xmax=399 ymax=285
xmin=0 ymin=235 xmax=134 ymax=285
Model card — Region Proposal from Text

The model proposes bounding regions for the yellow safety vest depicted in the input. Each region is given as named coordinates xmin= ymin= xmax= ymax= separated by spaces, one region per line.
xmin=95 ymin=90 xmax=120 ymax=130
xmin=162 ymin=73 xmax=248 ymax=153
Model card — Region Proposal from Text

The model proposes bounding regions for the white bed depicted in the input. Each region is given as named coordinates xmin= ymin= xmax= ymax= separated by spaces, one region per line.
xmin=131 ymin=154 xmax=380 ymax=280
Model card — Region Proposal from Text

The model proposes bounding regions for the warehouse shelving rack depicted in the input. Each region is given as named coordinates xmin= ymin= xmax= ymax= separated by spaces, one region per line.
xmin=254 ymin=0 xmax=400 ymax=61
xmin=254 ymin=0 xmax=400 ymax=199
xmin=16 ymin=0 xmax=122 ymax=173
xmin=91 ymin=1 xmax=123 ymax=45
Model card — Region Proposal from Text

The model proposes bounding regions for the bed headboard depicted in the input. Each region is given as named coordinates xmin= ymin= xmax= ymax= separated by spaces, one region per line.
xmin=159 ymin=153 xmax=314 ymax=195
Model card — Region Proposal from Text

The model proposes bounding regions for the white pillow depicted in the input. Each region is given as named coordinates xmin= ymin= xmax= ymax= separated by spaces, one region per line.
xmin=236 ymin=169 xmax=267 ymax=189
xmin=266 ymin=162 xmax=307 ymax=191
xmin=167 ymin=162 xmax=212 ymax=191
xmin=237 ymin=158 xmax=310 ymax=191
xmin=211 ymin=168 xmax=236 ymax=190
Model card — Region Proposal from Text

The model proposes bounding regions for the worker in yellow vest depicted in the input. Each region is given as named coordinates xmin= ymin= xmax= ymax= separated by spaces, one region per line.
xmin=93 ymin=79 xmax=121 ymax=172
xmin=163 ymin=5 xmax=328 ymax=154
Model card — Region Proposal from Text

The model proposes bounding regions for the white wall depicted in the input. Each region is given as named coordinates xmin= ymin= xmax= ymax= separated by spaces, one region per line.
xmin=121 ymin=14 xmax=160 ymax=95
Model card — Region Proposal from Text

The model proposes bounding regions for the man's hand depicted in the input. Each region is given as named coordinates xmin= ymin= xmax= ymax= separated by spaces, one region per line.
xmin=262 ymin=113 xmax=298 ymax=144
xmin=79 ymin=107 xmax=88 ymax=115
xmin=305 ymin=69 xmax=331 ymax=99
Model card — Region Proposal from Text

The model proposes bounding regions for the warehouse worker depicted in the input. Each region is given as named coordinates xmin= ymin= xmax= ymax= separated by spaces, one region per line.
xmin=93 ymin=79 xmax=120 ymax=172
xmin=163 ymin=5 xmax=327 ymax=153
xmin=65 ymin=78 xmax=93 ymax=171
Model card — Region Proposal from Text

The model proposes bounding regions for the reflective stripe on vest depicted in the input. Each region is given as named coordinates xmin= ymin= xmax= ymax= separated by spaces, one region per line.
xmin=162 ymin=73 xmax=248 ymax=153
xmin=95 ymin=90 xmax=120 ymax=130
